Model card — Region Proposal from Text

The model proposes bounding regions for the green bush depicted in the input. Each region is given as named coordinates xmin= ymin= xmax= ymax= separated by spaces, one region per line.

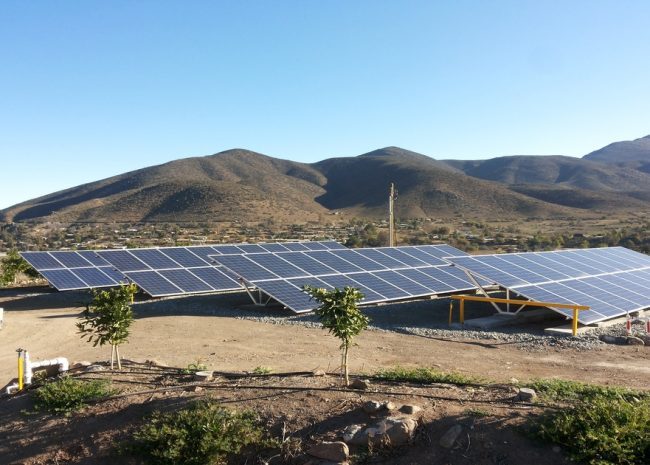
xmin=526 ymin=378 xmax=649 ymax=403
xmin=374 ymin=366 xmax=479 ymax=386
xmin=535 ymin=396 xmax=649 ymax=465
xmin=126 ymin=400 xmax=278 ymax=465
xmin=33 ymin=377 xmax=116 ymax=415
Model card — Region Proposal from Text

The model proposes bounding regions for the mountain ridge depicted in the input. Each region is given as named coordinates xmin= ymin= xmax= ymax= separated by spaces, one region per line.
xmin=3 ymin=134 xmax=650 ymax=223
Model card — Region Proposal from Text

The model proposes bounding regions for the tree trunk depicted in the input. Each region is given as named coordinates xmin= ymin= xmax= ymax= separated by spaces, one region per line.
xmin=343 ymin=344 xmax=349 ymax=386
xmin=110 ymin=345 xmax=115 ymax=370
xmin=116 ymin=345 xmax=121 ymax=370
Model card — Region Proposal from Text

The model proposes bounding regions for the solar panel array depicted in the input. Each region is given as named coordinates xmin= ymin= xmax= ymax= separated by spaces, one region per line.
xmin=211 ymin=245 xmax=480 ymax=313
xmin=448 ymin=247 xmax=650 ymax=324
xmin=20 ymin=241 xmax=345 ymax=297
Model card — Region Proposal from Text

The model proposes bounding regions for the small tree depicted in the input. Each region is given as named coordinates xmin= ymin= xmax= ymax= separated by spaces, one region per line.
xmin=303 ymin=285 xmax=369 ymax=386
xmin=77 ymin=284 xmax=137 ymax=369
xmin=1 ymin=250 xmax=39 ymax=286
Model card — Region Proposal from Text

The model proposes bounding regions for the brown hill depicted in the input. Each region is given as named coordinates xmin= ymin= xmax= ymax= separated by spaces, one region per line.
xmin=583 ymin=134 xmax=650 ymax=172
xmin=443 ymin=154 xmax=650 ymax=209
xmin=1 ymin=149 xmax=330 ymax=223
xmin=314 ymin=148 xmax=569 ymax=218
xmin=1 ymin=147 xmax=574 ymax=223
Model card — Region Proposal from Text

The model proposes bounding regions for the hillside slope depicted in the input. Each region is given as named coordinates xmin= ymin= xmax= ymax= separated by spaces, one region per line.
xmin=1 ymin=147 xmax=574 ymax=223
xmin=1 ymin=149 xmax=330 ymax=223
xmin=583 ymin=135 xmax=650 ymax=172
xmin=314 ymin=148 xmax=569 ymax=218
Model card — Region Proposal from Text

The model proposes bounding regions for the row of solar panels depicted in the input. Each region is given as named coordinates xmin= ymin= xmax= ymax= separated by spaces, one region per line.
xmin=20 ymin=241 xmax=345 ymax=295
xmin=211 ymin=245 xmax=481 ymax=312
xmin=448 ymin=247 xmax=650 ymax=324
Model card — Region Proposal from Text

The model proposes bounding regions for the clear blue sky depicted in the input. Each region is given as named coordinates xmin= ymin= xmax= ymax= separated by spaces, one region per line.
xmin=2 ymin=1 xmax=649 ymax=209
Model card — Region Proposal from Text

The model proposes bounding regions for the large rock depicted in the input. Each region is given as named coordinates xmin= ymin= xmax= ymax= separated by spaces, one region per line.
xmin=347 ymin=418 xmax=417 ymax=447
xmin=517 ymin=388 xmax=537 ymax=402
xmin=399 ymin=404 xmax=422 ymax=415
xmin=439 ymin=424 xmax=463 ymax=449
xmin=362 ymin=400 xmax=382 ymax=414
xmin=307 ymin=441 xmax=349 ymax=462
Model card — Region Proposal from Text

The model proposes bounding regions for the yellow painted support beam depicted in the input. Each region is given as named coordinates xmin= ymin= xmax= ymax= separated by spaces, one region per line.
xmin=449 ymin=295 xmax=589 ymax=337
xmin=448 ymin=301 xmax=453 ymax=326
xmin=450 ymin=295 xmax=589 ymax=310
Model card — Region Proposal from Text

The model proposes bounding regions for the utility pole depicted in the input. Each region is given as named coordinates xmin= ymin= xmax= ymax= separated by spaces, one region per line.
xmin=389 ymin=183 xmax=397 ymax=247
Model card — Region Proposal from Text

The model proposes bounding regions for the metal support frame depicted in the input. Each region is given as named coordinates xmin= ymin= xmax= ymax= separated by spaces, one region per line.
xmin=461 ymin=268 xmax=503 ymax=313
xmin=449 ymin=295 xmax=589 ymax=336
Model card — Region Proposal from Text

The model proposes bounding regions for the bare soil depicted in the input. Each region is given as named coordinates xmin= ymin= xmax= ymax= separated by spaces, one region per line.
xmin=0 ymin=288 xmax=648 ymax=464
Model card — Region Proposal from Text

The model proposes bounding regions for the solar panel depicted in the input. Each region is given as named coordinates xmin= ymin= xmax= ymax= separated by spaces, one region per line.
xmin=305 ymin=251 xmax=363 ymax=273
xmin=331 ymin=250 xmax=387 ymax=271
xmin=212 ymin=244 xmax=479 ymax=313
xmin=20 ymin=240 xmax=345 ymax=297
xmin=251 ymin=280 xmax=316 ymax=312
xmin=39 ymin=269 xmax=88 ymax=290
xmin=213 ymin=255 xmax=278 ymax=281
xmin=373 ymin=270 xmax=434 ymax=296
xmin=129 ymin=249 xmax=181 ymax=269
xmin=49 ymin=251 xmax=92 ymax=268
xmin=258 ymin=243 xmax=289 ymax=252
xmin=97 ymin=250 xmax=150 ymax=272
xmin=158 ymin=269 xmax=214 ymax=293
xmin=348 ymin=272 xmax=410 ymax=299
xmin=123 ymin=271 xmax=182 ymax=297
xmin=277 ymin=252 xmax=338 ymax=275
xmin=190 ymin=267 xmax=240 ymax=290
xmin=72 ymin=267 xmax=119 ymax=288
xmin=159 ymin=247 xmax=209 ymax=267
xmin=448 ymin=247 xmax=650 ymax=324
xmin=77 ymin=250 xmax=111 ymax=266
xmin=21 ymin=252 xmax=64 ymax=270
xmin=246 ymin=253 xmax=309 ymax=278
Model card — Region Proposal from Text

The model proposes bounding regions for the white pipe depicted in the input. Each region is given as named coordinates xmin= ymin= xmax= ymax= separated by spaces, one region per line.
xmin=23 ymin=353 xmax=69 ymax=385
xmin=5 ymin=382 xmax=19 ymax=395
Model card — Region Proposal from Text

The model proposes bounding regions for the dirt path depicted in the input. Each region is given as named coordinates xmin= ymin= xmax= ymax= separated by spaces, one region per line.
xmin=2 ymin=290 xmax=648 ymax=390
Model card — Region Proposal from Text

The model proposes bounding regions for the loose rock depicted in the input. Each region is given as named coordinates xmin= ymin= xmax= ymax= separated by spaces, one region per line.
xmin=84 ymin=364 xmax=105 ymax=372
xmin=349 ymin=379 xmax=370 ymax=390
xmin=362 ymin=400 xmax=382 ymax=414
xmin=517 ymin=388 xmax=537 ymax=402
xmin=399 ymin=404 xmax=421 ymax=415
xmin=341 ymin=424 xmax=363 ymax=443
xmin=307 ymin=441 xmax=349 ymax=462
xmin=312 ymin=369 xmax=326 ymax=377
xmin=382 ymin=401 xmax=397 ymax=411
xmin=193 ymin=371 xmax=213 ymax=382
xmin=439 ymin=424 xmax=463 ymax=448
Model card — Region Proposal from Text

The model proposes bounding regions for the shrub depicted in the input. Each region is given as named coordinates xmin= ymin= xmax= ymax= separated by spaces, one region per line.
xmin=126 ymin=400 xmax=278 ymax=465
xmin=526 ymin=378 xmax=649 ymax=403
xmin=33 ymin=377 xmax=116 ymax=415
xmin=534 ymin=396 xmax=649 ymax=465
xmin=374 ymin=366 xmax=479 ymax=386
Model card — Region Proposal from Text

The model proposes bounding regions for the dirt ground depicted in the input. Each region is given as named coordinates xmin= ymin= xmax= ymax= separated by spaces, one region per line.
xmin=1 ymin=287 xmax=649 ymax=465
xmin=1 ymin=288 xmax=649 ymax=390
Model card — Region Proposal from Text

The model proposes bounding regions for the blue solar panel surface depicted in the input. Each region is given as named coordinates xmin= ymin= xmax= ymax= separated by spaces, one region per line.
xmin=212 ymin=244 xmax=476 ymax=313
xmin=20 ymin=241 xmax=343 ymax=295
xmin=448 ymin=247 xmax=650 ymax=324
